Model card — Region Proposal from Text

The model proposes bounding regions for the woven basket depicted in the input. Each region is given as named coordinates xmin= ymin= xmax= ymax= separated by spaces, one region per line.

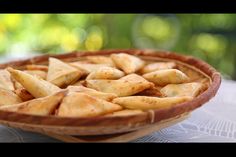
xmin=0 ymin=49 xmax=221 ymax=136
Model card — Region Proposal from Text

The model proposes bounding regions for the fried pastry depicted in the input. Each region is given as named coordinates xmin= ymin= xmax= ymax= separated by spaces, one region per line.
xmin=57 ymin=92 xmax=122 ymax=117
xmin=111 ymin=53 xmax=145 ymax=74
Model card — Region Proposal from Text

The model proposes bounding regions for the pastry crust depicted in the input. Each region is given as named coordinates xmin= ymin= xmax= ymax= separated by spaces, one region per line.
xmin=70 ymin=62 xmax=111 ymax=76
xmin=86 ymin=67 xmax=125 ymax=80
xmin=85 ymin=56 xmax=115 ymax=67
xmin=0 ymin=91 xmax=66 ymax=116
xmin=160 ymin=82 xmax=204 ymax=97
xmin=0 ymin=88 xmax=22 ymax=106
xmin=67 ymin=85 xmax=117 ymax=101
xmin=112 ymin=96 xmax=193 ymax=110
xmin=111 ymin=53 xmax=145 ymax=74
xmin=47 ymin=58 xmax=83 ymax=87
xmin=7 ymin=67 xmax=61 ymax=98
xmin=85 ymin=74 xmax=154 ymax=97
xmin=57 ymin=92 xmax=122 ymax=117
xmin=140 ymin=62 xmax=176 ymax=74
xmin=0 ymin=69 xmax=15 ymax=91
xmin=0 ymin=49 xmax=221 ymax=136
xmin=143 ymin=69 xmax=189 ymax=86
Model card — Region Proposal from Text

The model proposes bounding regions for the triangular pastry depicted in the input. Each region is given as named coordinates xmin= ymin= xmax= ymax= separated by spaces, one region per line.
xmin=7 ymin=67 xmax=61 ymax=98
xmin=24 ymin=70 xmax=47 ymax=80
xmin=160 ymin=82 xmax=204 ymax=97
xmin=57 ymin=92 xmax=122 ymax=117
xmin=85 ymin=74 xmax=154 ymax=97
xmin=0 ymin=91 xmax=66 ymax=116
xmin=110 ymin=53 xmax=145 ymax=74
xmin=0 ymin=88 xmax=22 ymax=106
xmin=67 ymin=85 xmax=117 ymax=101
xmin=143 ymin=69 xmax=189 ymax=86
xmin=140 ymin=62 xmax=176 ymax=74
xmin=47 ymin=58 xmax=83 ymax=87
xmin=70 ymin=62 xmax=111 ymax=75
xmin=86 ymin=67 xmax=125 ymax=80
xmin=112 ymin=96 xmax=193 ymax=110
xmin=0 ymin=69 xmax=15 ymax=91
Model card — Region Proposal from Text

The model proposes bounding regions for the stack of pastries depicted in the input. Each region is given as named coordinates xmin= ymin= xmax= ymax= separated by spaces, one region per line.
xmin=0 ymin=53 xmax=209 ymax=118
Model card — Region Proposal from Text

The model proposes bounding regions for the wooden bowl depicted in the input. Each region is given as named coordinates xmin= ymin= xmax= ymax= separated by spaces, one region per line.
xmin=0 ymin=49 xmax=221 ymax=136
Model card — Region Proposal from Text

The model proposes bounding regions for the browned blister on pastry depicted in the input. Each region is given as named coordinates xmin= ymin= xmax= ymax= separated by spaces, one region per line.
xmin=136 ymin=86 xmax=163 ymax=97
xmin=14 ymin=87 xmax=34 ymax=101
xmin=72 ymin=80 xmax=86 ymax=86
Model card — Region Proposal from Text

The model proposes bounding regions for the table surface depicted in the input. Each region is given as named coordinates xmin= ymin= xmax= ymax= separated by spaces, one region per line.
xmin=0 ymin=79 xmax=235 ymax=142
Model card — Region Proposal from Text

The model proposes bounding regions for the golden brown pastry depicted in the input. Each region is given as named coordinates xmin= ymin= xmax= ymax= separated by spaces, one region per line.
xmin=7 ymin=67 xmax=61 ymax=98
xmin=0 ymin=88 xmax=22 ymax=106
xmin=57 ymin=92 xmax=122 ymax=117
xmin=85 ymin=74 xmax=154 ymax=97
xmin=112 ymin=96 xmax=193 ymax=110
xmin=72 ymin=80 xmax=86 ymax=86
xmin=86 ymin=56 xmax=115 ymax=67
xmin=136 ymin=86 xmax=162 ymax=97
xmin=111 ymin=53 xmax=145 ymax=74
xmin=14 ymin=87 xmax=34 ymax=101
xmin=24 ymin=70 xmax=47 ymax=80
xmin=12 ymin=78 xmax=24 ymax=90
xmin=70 ymin=62 xmax=111 ymax=75
xmin=140 ymin=62 xmax=176 ymax=74
xmin=47 ymin=58 xmax=83 ymax=87
xmin=86 ymin=67 xmax=125 ymax=80
xmin=143 ymin=69 xmax=189 ymax=86
xmin=0 ymin=91 xmax=66 ymax=116
xmin=26 ymin=64 xmax=48 ymax=71
xmin=67 ymin=85 xmax=117 ymax=101
xmin=160 ymin=82 xmax=204 ymax=97
xmin=0 ymin=69 xmax=15 ymax=91
xmin=0 ymin=51 xmax=211 ymax=118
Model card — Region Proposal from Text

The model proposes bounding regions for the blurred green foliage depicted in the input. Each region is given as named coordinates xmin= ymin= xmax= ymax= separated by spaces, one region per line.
xmin=0 ymin=14 xmax=235 ymax=79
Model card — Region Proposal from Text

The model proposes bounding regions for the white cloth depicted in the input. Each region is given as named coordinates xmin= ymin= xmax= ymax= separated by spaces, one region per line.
xmin=0 ymin=80 xmax=235 ymax=142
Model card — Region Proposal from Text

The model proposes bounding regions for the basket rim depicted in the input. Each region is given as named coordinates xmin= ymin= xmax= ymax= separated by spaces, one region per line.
xmin=0 ymin=49 xmax=221 ymax=127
